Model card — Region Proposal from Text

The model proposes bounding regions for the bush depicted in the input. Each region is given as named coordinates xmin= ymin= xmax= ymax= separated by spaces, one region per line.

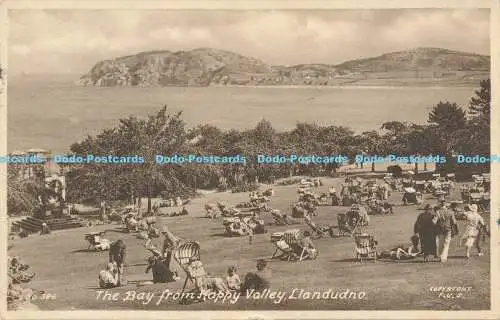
xmin=231 ymin=183 xmax=259 ymax=193
xmin=276 ymin=177 xmax=303 ymax=186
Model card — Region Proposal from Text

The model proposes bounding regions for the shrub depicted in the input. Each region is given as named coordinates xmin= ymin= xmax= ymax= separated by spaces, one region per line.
xmin=277 ymin=177 xmax=303 ymax=186
xmin=231 ymin=183 xmax=259 ymax=193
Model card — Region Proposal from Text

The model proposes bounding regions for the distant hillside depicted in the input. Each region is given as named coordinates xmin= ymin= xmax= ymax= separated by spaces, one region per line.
xmin=78 ymin=47 xmax=490 ymax=87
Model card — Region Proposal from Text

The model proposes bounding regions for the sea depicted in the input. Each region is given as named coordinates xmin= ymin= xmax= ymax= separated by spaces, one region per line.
xmin=7 ymin=74 xmax=479 ymax=154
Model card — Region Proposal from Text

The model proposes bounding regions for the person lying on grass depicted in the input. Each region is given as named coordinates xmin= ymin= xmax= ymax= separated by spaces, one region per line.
xmin=379 ymin=235 xmax=422 ymax=260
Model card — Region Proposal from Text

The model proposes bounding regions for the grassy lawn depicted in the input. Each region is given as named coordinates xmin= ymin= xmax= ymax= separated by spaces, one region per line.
xmin=8 ymin=177 xmax=490 ymax=310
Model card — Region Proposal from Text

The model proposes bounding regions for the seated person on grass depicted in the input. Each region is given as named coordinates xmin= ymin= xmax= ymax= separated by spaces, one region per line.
xmin=145 ymin=250 xmax=177 ymax=283
xmin=99 ymin=263 xmax=119 ymax=289
xmin=186 ymin=257 xmax=227 ymax=296
xmin=241 ymin=259 xmax=271 ymax=294
xmin=226 ymin=266 xmax=242 ymax=291
xmin=297 ymin=231 xmax=318 ymax=259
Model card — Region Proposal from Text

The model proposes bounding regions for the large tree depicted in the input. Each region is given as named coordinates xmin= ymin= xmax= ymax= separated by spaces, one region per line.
xmin=67 ymin=106 xmax=191 ymax=213
xmin=7 ymin=165 xmax=56 ymax=216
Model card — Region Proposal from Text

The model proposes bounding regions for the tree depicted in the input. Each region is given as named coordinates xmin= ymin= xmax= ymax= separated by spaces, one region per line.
xmin=252 ymin=119 xmax=276 ymax=149
xmin=469 ymin=79 xmax=490 ymax=119
xmin=405 ymin=124 xmax=435 ymax=172
xmin=381 ymin=121 xmax=409 ymax=134
xmin=121 ymin=106 xmax=189 ymax=214
xmin=7 ymin=166 xmax=55 ymax=216
xmin=427 ymin=102 xmax=466 ymax=153
xmin=67 ymin=106 xmax=191 ymax=213
xmin=467 ymin=79 xmax=490 ymax=157
xmin=360 ymin=130 xmax=388 ymax=172
xmin=428 ymin=101 xmax=467 ymax=133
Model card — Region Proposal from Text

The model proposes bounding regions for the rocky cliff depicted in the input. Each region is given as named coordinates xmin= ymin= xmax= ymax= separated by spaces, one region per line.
xmin=78 ymin=47 xmax=490 ymax=87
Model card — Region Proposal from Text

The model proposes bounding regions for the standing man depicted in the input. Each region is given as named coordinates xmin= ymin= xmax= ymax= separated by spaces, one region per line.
xmin=161 ymin=226 xmax=182 ymax=269
xmin=109 ymin=240 xmax=127 ymax=286
xmin=434 ymin=203 xmax=458 ymax=263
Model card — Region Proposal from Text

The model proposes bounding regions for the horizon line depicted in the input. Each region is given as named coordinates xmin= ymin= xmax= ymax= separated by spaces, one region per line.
xmin=7 ymin=45 xmax=491 ymax=77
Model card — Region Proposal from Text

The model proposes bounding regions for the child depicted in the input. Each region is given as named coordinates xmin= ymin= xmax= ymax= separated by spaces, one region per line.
xmin=99 ymin=263 xmax=119 ymax=288
xmin=226 ymin=266 xmax=241 ymax=291
xmin=379 ymin=235 xmax=422 ymax=260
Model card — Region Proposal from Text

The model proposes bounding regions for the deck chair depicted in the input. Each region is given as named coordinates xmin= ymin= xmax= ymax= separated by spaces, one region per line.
xmin=275 ymin=229 xmax=313 ymax=262
xmin=173 ymin=241 xmax=206 ymax=295
xmin=354 ymin=234 xmax=378 ymax=262
xmin=271 ymin=232 xmax=294 ymax=260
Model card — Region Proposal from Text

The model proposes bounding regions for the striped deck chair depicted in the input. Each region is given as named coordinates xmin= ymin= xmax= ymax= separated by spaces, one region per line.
xmin=270 ymin=232 xmax=292 ymax=260
xmin=173 ymin=241 xmax=206 ymax=294
xmin=273 ymin=229 xmax=311 ymax=262
xmin=354 ymin=234 xmax=378 ymax=262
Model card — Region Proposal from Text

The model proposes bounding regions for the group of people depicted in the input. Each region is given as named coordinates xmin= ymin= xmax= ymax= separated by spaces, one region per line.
xmin=7 ymin=256 xmax=39 ymax=311
xmin=98 ymin=239 xmax=127 ymax=288
xmin=413 ymin=202 xmax=487 ymax=262
xmin=184 ymin=259 xmax=272 ymax=300
xmin=97 ymin=224 xmax=274 ymax=300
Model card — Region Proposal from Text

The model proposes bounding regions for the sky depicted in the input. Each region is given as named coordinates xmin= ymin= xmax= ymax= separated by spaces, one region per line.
xmin=8 ymin=9 xmax=490 ymax=75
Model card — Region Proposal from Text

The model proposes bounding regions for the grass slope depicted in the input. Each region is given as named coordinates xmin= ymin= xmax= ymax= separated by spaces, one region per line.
xmin=8 ymin=177 xmax=490 ymax=310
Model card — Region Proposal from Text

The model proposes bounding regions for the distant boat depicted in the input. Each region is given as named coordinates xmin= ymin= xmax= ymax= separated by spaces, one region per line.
xmin=26 ymin=148 xmax=50 ymax=154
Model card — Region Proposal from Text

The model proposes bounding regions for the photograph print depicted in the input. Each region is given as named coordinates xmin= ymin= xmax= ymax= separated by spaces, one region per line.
xmin=4 ymin=5 xmax=494 ymax=315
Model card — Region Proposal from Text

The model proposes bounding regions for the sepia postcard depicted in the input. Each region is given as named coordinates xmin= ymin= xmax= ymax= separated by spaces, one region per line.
xmin=1 ymin=1 xmax=498 ymax=319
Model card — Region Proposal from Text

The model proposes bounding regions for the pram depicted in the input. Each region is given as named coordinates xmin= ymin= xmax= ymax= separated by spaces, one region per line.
xmin=354 ymin=234 xmax=378 ymax=262
xmin=271 ymin=229 xmax=315 ymax=262
xmin=84 ymin=231 xmax=110 ymax=251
